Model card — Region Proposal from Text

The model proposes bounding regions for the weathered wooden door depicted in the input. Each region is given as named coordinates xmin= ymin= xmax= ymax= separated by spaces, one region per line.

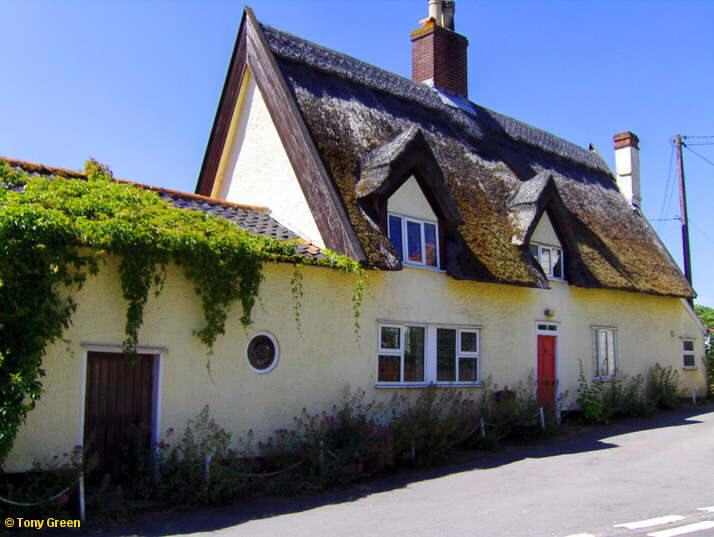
xmin=537 ymin=335 xmax=556 ymax=406
xmin=84 ymin=352 xmax=155 ymax=482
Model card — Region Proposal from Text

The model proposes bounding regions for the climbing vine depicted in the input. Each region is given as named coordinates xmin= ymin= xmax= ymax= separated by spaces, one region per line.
xmin=0 ymin=160 xmax=364 ymax=465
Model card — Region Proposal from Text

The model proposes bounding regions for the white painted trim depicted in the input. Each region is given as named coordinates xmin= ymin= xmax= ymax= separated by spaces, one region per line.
xmin=377 ymin=319 xmax=483 ymax=329
xmin=534 ymin=320 xmax=560 ymax=403
xmin=80 ymin=342 xmax=169 ymax=354
xmin=388 ymin=212 xmax=441 ymax=270
xmin=152 ymin=354 xmax=163 ymax=452
xmin=376 ymin=321 xmax=483 ymax=386
xmin=77 ymin=349 xmax=88 ymax=449
xmin=245 ymin=331 xmax=280 ymax=374
xmin=591 ymin=326 xmax=618 ymax=380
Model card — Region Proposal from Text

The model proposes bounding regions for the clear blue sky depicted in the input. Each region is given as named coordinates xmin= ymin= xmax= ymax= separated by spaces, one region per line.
xmin=3 ymin=1 xmax=713 ymax=305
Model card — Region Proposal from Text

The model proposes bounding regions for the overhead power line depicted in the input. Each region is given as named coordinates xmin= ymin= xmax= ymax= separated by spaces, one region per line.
xmin=684 ymin=145 xmax=714 ymax=168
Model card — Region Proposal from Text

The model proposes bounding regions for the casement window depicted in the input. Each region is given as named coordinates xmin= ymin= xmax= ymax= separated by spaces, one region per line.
xmin=436 ymin=328 xmax=480 ymax=383
xmin=682 ymin=340 xmax=697 ymax=369
xmin=593 ymin=327 xmax=617 ymax=379
xmin=377 ymin=323 xmax=481 ymax=386
xmin=529 ymin=243 xmax=565 ymax=280
xmin=378 ymin=324 xmax=426 ymax=383
xmin=388 ymin=214 xmax=439 ymax=268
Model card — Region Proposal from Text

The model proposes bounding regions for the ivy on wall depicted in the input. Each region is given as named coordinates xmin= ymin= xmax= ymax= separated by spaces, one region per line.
xmin=0 ymin=160 xmax=364 ymax=465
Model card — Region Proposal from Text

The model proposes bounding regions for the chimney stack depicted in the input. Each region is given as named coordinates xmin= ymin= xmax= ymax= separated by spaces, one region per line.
xmin=613 ymin=131 xmax=642 ymax=209
xmin=411 ymin=0 xmax=469 ymax=98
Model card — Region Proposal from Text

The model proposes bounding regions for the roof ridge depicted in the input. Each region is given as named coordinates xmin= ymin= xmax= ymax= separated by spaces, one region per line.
xmin=260 ymin=23 xmax=612 ymax=176
xmin=2 ymin=157 xmax=271 ymax=213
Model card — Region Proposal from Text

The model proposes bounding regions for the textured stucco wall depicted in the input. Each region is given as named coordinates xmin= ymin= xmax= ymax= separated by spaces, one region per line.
xmin=531 ymin=212 xmax=561 ymax=247
xmin=388 ymin=176 xmax=438 ymax=221
xmin=7 ymin=258 xmax=706 ymax=472
xmin=218 ymin=72 xmax=324 ymax=247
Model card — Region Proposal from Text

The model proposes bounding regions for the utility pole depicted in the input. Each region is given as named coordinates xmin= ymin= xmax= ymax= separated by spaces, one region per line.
xmin=674 ymin=134 xmax=693 ymax=302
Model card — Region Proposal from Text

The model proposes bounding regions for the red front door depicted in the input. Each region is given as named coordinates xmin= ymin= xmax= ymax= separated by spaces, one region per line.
xmin=537 ymin=335 xmax=556 ymax=406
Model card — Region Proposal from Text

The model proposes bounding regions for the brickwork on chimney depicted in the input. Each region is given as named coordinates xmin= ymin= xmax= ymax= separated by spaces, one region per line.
xmin=613 ymin=131 xmax=640 ymax=150
xmin=411 ymin=21 xmax=468 ymax=98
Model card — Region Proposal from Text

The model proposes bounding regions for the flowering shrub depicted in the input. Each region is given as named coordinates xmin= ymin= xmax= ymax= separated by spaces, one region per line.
xmin=576 ymin=362 xmax=680 ymax=423
xmin=116 ymin=382 xmax=552 ymax=506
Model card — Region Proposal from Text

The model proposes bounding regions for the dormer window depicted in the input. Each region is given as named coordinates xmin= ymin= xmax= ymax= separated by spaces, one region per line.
xmin=388 ymin=214 xmax=439 ymax=268
xmin=530 ymin=243 xmax=565 ymax=281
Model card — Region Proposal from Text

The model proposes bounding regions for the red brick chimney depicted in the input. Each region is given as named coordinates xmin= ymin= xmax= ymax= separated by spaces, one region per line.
xmin=411 ymin=0 xmax=469 ymax=98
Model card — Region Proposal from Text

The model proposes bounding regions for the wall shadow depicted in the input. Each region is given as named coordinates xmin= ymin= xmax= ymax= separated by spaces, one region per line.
xmin=59 ymin=404 xmax=713 ymax=537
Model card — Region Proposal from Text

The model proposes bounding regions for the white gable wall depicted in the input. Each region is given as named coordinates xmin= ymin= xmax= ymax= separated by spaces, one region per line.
xmin=216 ymin=70 xmax=325 ymax=248
xmin=531 ymin=211 xmax=561 ymax=247
xmin=388 ymin=176 xmax=437 ymax=221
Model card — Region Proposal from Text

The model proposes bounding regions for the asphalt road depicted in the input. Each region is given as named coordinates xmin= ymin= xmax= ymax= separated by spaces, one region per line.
xmin=50 ymin=404 xmax=714 ymax=537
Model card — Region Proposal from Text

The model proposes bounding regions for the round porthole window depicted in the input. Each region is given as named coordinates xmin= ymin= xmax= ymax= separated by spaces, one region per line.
xmin=246 ymin=333 xmax=279 ymax=374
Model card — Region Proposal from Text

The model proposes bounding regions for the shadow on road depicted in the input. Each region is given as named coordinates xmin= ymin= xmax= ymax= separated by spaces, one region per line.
xmin=64 ymin=404 xmax=713 ymax=537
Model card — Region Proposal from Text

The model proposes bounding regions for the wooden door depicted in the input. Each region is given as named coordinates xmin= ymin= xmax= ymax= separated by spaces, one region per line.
xmin=84 ymin=352 xmax=155 ymax=482
xmin=537 ymin=335 xmax=556 ymax=406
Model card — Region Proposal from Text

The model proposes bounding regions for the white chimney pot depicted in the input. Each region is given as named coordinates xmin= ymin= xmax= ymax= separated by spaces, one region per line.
xmin=613 ymin=131 xmax=642 ymax=209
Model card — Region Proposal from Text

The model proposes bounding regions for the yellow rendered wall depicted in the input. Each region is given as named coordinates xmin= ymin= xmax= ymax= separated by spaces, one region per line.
xmin=7 ymin=259 xmax=707 ymax=471
xmin=217 ymin=72 xmax=325 ymax=248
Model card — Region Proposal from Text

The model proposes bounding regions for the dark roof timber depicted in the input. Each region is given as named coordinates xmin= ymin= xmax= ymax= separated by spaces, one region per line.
xmin=197 ymin=9 xmax=694 ymax=299
xmin=196 ymin=8 xmax=365 ymax=263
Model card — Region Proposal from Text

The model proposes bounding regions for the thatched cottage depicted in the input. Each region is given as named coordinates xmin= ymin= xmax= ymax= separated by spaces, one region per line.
xmin=5 ymin=3 xmax=706 ymax=473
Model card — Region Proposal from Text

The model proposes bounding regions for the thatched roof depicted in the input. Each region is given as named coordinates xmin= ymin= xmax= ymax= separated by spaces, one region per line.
xmin=197 ymin=10 xmax=694 ymax=299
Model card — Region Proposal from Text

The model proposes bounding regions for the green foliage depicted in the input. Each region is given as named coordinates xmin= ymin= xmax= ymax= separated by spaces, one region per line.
xmin=389 ymin=386 xmax=479 ymax=466
xmin=647 ymin=363 xmax=681 ymax=409
xmin=120 ymin=383 xmax=544 ymax=506
xmin=694 ymin=304 xmax=714 ymax=327
xmin=0 ymin=160 xmax=364 ymax=466
xmin=576 ymin=361 xmax=681 ymax=424
xmin=706 ymin=342 xmax=714 ymax=397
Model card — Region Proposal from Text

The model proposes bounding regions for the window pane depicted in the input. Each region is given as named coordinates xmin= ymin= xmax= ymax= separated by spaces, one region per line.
xmin=388 ymin=215 xmax=403 ymax=261
xmin=437 ymin=328 xmax=456 ymax=381
xmin=529 ymin=244 xmax=539 ymax=261
xmin=406 ymin=221 xmax=423 ymax=263
xmin=424 ymin=223 xmax=438 ymax=267
xmin=459 ymin=358 xmax=478 ymax=382
xmin=541 ymin=248 xmax=552 ymax=276
xmin=597 ymin=330 xmax=608 ymax=376
xmin=683 ymin=354 xmax=696 ymax=368
xmin=606 ymin=332 xmax=616 ymax=376
xmin=552 ymin=249 xmax=563 ymax=278
xmin=380 ymin=326 xmax=400 ymax=350
xmin=378 ymin=355 xmax=401 ymax=382
xmin=683 ymin=341 xmax=694 ymax=352
xmin=547 ymin=325 xmax=557 ymax=331
xmin=537 ymin=324 xmax=548 ymax=330
xmin=460 ymin=331 xmax=478 ymax=353
xmin=404 ymin=327 xmax=425 ymax=382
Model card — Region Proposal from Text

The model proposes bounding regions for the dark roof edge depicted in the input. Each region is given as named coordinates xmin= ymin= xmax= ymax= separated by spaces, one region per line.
xmin=260 ymin=23 xmax=612 ymax=176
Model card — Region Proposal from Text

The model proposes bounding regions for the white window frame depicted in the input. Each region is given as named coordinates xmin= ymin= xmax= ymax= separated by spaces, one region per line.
xmin=592 ymin=326 xmax=618 ymax=380
xmin=376 ymin=322 xmax=482 ymax=387
xmin=387 ymin=213 xmax=440 ymax=270
xmin=530 ymin=242 xmax=565 ymax=281
xmin=682 ymin=339 xmax=697 ymax=370
xmin=377 ymin=323 xmax=427 ymax=386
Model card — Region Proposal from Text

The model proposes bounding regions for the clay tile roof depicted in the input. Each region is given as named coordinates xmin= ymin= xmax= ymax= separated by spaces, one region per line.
xmin=2 ymin=158 xmax=326 ymax=261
